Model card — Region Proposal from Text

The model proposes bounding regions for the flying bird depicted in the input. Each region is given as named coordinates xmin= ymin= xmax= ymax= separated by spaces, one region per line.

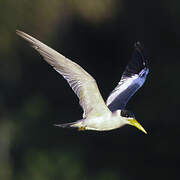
xmin=16 ymin=30 xmax=149 ymax=133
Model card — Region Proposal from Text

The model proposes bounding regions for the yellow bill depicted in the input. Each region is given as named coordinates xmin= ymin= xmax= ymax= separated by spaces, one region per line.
xmin=129 ymin=119 xmax=147 ymax=134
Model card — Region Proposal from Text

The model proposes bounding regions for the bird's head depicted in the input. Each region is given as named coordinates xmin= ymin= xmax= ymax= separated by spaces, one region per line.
xmin=120 ymin=109 xmax=147 ymax=134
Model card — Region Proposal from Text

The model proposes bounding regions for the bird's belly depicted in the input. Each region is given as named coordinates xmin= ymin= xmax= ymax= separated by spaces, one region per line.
xmin=85 ymin=116 xmax=125 ymax=131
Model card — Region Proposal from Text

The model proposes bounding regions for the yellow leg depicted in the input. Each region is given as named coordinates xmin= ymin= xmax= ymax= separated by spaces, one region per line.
xmin=78 ymin=126 xmax=86 ymax=131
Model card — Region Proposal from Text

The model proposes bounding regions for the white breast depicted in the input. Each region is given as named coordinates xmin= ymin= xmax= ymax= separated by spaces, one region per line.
xmin=84 ymin=113 xmax=126 ymax=131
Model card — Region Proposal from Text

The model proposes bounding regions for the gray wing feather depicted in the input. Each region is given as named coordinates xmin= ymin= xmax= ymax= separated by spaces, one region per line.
xmin=106 ymin=42 xmax=149 ymax=111
xmin=16 ymin=30 xmax=110 ymax=118
xmin=106 ymin=69 xmax=149 ymax=110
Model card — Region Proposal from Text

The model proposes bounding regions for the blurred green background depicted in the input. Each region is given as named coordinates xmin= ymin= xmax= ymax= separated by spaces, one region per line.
xmin=1 ymin=0 xmax=180 ymax=179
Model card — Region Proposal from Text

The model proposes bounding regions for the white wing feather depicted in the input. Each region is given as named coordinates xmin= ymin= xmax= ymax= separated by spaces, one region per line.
xmin=16 ymin=30 xmax=110 ymax=118
xmin=106 ymin=41 xmax=149 ymax=111
xmin=106 ymin=69 xmax=149 ymax=110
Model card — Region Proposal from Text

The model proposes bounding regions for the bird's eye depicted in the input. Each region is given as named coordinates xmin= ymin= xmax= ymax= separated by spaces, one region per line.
xmin=124 ymin=113 xmax=129 ymax=117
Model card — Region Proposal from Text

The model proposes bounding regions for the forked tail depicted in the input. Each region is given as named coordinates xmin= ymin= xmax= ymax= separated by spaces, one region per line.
xmin=54 ymin=119 xmax=83 ymax=129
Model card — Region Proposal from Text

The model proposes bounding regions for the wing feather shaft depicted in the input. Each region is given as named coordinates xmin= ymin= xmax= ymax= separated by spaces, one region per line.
xmin=16 ymin=30 xmax=110 ymax=118
xmin=106 ymin=42 xmax=149 ymax=111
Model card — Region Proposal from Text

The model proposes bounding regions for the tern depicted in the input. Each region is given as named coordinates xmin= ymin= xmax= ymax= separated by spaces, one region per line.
xmin=16 ymin=30 xmax=149 ymax=133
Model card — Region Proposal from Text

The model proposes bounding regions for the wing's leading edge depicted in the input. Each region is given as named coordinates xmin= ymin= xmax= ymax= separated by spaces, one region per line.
xmin=16 ymin=30 xmax=110 ymax=118
xmin=106 ymin=42 xmax=149 ymax=111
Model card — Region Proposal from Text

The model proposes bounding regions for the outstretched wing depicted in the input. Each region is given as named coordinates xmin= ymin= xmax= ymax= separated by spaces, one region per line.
xmin=106 ymin=42 xmax=149 ymax=111
xmin=16 ymin=30 xmax=110 ymax=118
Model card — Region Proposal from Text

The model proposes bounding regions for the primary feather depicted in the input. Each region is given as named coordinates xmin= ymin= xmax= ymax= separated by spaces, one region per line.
xmin=16 ymin=30 xmax=110 ymax=118
xmin=106 ymin=42 xmax=149 ymax=111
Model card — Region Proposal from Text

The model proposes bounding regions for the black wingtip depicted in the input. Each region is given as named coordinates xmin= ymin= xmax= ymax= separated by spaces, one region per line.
xmin=134 ymin=41 xmax=141 ymax=47
xmin=134 ymin=41 xmax=148 ymax=67
xmin=134 ymin=41 xmax=143 ymax=52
